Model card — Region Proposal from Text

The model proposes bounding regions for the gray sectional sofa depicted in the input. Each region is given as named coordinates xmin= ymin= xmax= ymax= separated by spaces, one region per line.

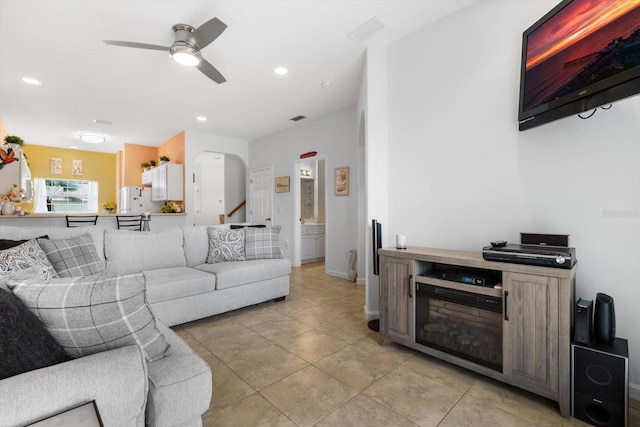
xmin=0 ymin=224 xmax=291 ymax=427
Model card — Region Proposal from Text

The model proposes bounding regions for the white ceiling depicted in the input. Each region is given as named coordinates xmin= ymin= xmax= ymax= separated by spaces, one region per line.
xmin=0 ymin=0 xmax=475 ymax=153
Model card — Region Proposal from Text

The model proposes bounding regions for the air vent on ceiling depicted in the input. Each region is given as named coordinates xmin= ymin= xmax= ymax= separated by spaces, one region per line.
xmin=290 ymin=115 xmax=306 ymax=122
xmin=348 ymin=17 xmax=386 ymax=44
xmin=93 ymin=119 xmax=113 ymax=125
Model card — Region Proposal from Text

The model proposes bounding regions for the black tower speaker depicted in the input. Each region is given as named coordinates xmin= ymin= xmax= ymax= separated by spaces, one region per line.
xmin=572 ymin=338 xmax=629 ymax=427
xmin=594 ymin=293 xmax=615 ymax=344
xmin=575 ymin=298 xmax=593 ymax=346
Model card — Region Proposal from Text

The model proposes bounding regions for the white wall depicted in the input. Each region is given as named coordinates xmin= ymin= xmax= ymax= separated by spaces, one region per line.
xmin=193 ymin=153 xmax=224 ymax=225
xmin=224 ymin=154 xmax=247 ymax=223
xmin=374 ymin=0 xmax=640 ymax=396
xmin=249 ymin=107 xmax=360 ymax=279
xmin=184 ymin=130 xmax=248 ymax=227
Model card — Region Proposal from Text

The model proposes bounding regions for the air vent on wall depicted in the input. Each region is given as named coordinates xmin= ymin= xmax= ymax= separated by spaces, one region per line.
xmin=290 ymin=115 xmax=306 ymax=122
xmin=348 ymin=17 xmax=386 ymax=44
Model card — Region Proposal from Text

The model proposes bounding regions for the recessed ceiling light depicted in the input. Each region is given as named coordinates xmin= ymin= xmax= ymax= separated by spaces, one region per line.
xmin=69 ymin=145 xmax=79 ymax=149
xmin=79 ymin=133 xmax=106 ymax=144
xmin=274 ymin=67 xmax=288 ymax=75
xmin=321 ymin=81 xmax=333 ymax=88
xmin=197 ymin=116 xmax=207 ymax=122
xmin=21 ymin=77 xmax=42 ymax=85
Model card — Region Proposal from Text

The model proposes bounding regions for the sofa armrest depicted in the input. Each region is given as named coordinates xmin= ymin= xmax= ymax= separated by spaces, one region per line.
xmin=0 ymin=345 xmax=148 ymax=427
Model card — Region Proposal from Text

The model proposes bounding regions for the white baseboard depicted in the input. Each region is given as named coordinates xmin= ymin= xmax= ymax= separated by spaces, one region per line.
xmin=630 ymin=382 xmax=640 ymax=401
xmin=326 ymin=269 xmax=363 ymax=284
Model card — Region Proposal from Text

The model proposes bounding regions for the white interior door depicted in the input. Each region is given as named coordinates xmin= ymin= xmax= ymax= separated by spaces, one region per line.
xmin=250 ymin=167 xmax=273 ymax=225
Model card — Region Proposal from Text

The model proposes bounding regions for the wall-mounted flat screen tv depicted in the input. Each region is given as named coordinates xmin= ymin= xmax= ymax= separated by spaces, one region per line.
xmin=518 ymin=0 xmax=640 ymax=131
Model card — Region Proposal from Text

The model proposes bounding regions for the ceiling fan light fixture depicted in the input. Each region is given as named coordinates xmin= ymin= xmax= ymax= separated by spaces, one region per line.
xmin=170 ymin=44 xmax=202 ymax=66
xmin=79 ymin=133 xmax=106 ymax=144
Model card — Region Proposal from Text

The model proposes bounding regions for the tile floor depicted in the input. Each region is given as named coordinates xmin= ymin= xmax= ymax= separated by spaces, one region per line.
xmin=172 ymin=262 xmax=640 ymax=427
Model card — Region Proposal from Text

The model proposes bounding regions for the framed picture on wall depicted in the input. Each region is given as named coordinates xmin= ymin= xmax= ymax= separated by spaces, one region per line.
xmin=275 ymin=176 xmax=290 ymax=193
xmin=334 ymin=167 xmax=349 ymax=196
xmin=72 ymin=159 xmax=83 ymax=176
xmin=50 ymin=157 xmax=62 ymax=175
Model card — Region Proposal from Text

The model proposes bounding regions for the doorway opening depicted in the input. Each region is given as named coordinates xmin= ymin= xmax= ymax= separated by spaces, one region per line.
xmin=193 ymin=152 xmax=246 ymax=226
xmin=293 ymin=157 xmax=326 ymax=267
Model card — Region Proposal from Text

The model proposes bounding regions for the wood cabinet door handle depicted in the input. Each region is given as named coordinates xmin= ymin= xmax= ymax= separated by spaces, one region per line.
xmin=504 ymin=290 xmax=509 ymax=321
xmin=408 ymin=274 xmax=413 ymax=299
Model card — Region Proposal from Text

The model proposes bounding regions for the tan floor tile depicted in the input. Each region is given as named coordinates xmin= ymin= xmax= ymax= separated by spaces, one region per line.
xmin=286 ymin=304 xmax=351 ymax=328
xmin=353 ymin=334 xmax=417 ymax=365
xmin=270 ymin=297 xmax=315 ymax=316
xmin=227 ymin=345 xmax=308 ymax=390
xmin=398 ymin=353 xmax=477 ymax=393
xmin=363 ymin=362 xmax=468 ymax=427
xmin=250 ymin=316 xmax=314 ymax=343
xmin=298 ymin=290 xmax=341 ymax=306
xmin=563 ymin=416 xmax=594 ymax=426
xmin=234 ymin=307 xmax=285 ymax=327
xmin=203 ymin=393 xmax=296 ymax=427
xmin=315 ymin=343 xmax=409 ymax=391
xmin=184 ymin=317 xmax=247 ymax=341
xmin=204 ymin=365 xmax=255 ymax=416
xmin=260 ymin=365 xmax=358 ymax=427
xmin=278 ymin=329 xmax=349 ymax=363
xmin=466 ymin=377 xmax=565 ymax=426
xmin=202 ymin=326 xmax=273 ymax=363
xmin=316 ymin=394 xmax=419 ymax=427
xmin=315 ymin=316 xmax=375 ymax=343
xmin=439 ymin=394 xmax=540 ymax=427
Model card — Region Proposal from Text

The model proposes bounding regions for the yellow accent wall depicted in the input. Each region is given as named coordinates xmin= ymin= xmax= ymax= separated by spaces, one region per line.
xmin=22 ymin=145 xmax=116 ymax=212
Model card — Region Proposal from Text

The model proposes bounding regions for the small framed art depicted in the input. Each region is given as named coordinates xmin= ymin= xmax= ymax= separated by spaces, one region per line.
xmin=275 ymin=176 xmax=290 ymax=193
xmin=334 ymin=167 xmax=349 ymax=196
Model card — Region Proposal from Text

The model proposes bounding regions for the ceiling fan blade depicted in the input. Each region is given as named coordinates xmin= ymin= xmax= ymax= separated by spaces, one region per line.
xmin=194 ymin=17 xmax=227 ymax=49
xmin=103 ymin=40 xmax=169 ymax=51
xmin=196 ymin=59 xmax=226 ymax=84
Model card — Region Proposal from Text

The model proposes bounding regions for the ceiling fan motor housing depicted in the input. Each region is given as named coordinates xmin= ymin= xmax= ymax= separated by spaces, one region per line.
xmin=170 ymin=24 xmax=202 ymax=63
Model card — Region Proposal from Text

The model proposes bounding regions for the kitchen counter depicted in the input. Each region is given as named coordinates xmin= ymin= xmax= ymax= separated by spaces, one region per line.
xmin=0 ymin=213 xmax=187 ymax=231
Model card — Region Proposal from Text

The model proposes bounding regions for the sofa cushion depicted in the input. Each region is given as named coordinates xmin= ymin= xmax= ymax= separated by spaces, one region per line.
xmin=245 ymin=226 xmax=283 ymax=260
xmin=0 ymin=226 xmax=105 ymax=261
xmin=0 ymin=288 xmax=70 ymax=380
xmin=37 ymin=234 xmax=105 ymax=277
xmin=182 ymin=226 xmax=210 ymax=267
xmin=143 ymin=267 xmax=216 ymax=304
xmin=8 ymin=273 xmax=171 ymax=362
xmin=146 ymin=322 xmax=212 ymax=426
xmin=104 ymin=228 xmax=186 ymax=275
xmin=206 ymin=227 xmax=246 ymax=263
xmin=195 ymin=258 xmax=291 ymax=290
xmin=0 ymin=239 xmax=58 ymax=280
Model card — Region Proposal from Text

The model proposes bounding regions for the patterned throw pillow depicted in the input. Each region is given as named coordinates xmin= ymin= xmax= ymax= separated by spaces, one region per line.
xmin=8 ymin=273 xmax=171 ymax=362
xmin=37 ymin=234 xmax=105 ymax=277
xmin=0 ymin=239 xmax=58 ymax=280
xmin=245 ymin=226 xmax=283 ymax=260
xmin=0 ymin=288 xmax=70 ymax=380
xmin=0 ymin=236 xmax=48 ymax=250
xmin=206 ymin=227 xmax=246 ymax=263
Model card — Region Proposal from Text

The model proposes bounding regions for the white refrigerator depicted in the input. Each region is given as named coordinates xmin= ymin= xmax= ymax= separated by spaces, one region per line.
xmin=118 ymin=186 xmax=163 ymax=214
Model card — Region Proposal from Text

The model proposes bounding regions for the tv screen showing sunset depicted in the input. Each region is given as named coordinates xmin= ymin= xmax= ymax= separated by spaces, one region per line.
xmin=522 ymin=0 xmax=640 ymax=113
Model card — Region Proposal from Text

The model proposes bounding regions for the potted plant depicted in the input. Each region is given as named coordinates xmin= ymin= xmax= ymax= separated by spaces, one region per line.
xmin=102 ymin=202 xmax=116 ymax=214
xmin=159 ymin=155 xmax=170 ymax=165
xmin=141 ymin=161 xmax=151 ymax=171
xmin=3 ymin=135 xmax=25 ymax=147
xmin=149 ymin=160 xmax=156 ymax=167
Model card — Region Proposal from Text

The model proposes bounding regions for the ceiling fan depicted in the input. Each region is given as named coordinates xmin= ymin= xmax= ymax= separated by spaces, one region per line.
xmin=104 ymin=17 xmax=227 ymax=84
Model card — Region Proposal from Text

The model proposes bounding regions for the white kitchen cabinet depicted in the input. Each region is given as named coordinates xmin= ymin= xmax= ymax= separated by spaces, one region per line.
xmin=141 ymin=169 xmax=153 ymax=185
xmin=151 ymin=164 xmax=183 ymax=201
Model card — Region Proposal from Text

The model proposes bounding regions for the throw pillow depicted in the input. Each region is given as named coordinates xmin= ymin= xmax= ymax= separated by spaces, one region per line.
xmin=207 ymin=227 xmax=246 ymax=263
xmin=0 ymin=239 xmax=58 ymax=280
xmin=8 ymin=273 xmax=171 ymax=362
xmin=37 ymin=234 xmax=105 ymax=277
xmin=245 ymin=226 xmax=284 ymax=260
xmin=0 ymin=235 xmax=48 ymax=250
xmin=0 ymin=288 xmax=70 ymax=380
xmin=0 ymin=265 xmax=49 ymax=292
